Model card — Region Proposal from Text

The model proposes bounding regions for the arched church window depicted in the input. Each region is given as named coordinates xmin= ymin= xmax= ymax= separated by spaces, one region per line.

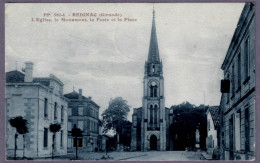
xmin=152 ymin=65 xmax=155 ymax=73
xmin=154 ymin=105 xmax=158 ymax=124
xmin=154 ymin=85 xmax=157 ymax=97
xmin=150 ymin=105 xmax=153 ymax=124
xmin=150 ymin=81 xmax=157 ymax=97
xmin=150 ymin=86 xmax=153 ymax=97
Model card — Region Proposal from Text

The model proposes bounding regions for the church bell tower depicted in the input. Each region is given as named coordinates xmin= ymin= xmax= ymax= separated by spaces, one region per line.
xmin=141 ymin=8 xmax=166 ymax=151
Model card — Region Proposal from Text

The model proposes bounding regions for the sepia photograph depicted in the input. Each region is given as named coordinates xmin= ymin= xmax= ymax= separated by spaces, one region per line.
xmin=4 ymin=2 xmax=255 ymax=161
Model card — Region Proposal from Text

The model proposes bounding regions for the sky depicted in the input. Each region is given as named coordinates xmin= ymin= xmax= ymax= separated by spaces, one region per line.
xmin=5 ymin=3 xmax=245 ymax=120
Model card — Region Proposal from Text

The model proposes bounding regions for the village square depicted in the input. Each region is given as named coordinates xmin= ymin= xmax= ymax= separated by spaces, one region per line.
xmin=4 ymin=2 xmax=255 ymax=161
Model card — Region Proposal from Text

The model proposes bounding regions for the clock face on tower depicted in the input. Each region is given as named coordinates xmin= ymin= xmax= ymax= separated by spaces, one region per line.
xmin=151 ymin=81 xmax=156 ymax=86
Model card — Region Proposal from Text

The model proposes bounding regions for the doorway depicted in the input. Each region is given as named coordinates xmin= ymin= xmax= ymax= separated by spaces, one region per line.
xmin=229 ymin=117 xmax=234 ymax=160
xmin=150 ymin=135 xmax=157 ymax=150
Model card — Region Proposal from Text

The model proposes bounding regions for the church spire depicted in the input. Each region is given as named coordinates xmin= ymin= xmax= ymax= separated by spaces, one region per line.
xmin=148 ymin=7 xmax=160 ymax=63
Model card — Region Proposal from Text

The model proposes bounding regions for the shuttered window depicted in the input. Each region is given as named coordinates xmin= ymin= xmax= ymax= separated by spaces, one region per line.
xmin=44 ymin=98 xmax=48 ymax=117
xmin=68 ymin=122 xmax=72 ymax=131
xmin=54 ymin=102 xmax=58 ymax=120
xmin=44 ymin=128 xmax=48 ymax=147
xmin=60 ymin=130 xmax=63 ymax=147
xmin=237 ymin=53 xmax=241 ymax=87
xmin=244 ymin=37 xmax=250 ymax=79
xmin=72 ymin=107 xmax=78 ymax=116
xmin=61 ymin=105 xmax=64 ymax=122
xmin=232 ymin=65 xmax=235 ymax=95
xmin=68 ymin=108 xmax=72 ymax=116
xmin=78 ymin=107 xmax=83 ymax=115
xmin=78 ymin=121 xmax=84 ymax=130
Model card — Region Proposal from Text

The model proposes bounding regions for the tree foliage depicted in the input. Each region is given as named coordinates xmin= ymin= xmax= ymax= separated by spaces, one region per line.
xmin=119 ymin=120 xmax=132 ymax=147
xmin=71 ymin=124 xmax=83 ymax=137
xmin=9 ymin=116 xmax=29 ymax=135
xmin=105 ymin=121 xmax=132 ymax=151
xmin=170 ymin=101 xmax=208 ymax=150
xmin=102 ymin=97 xmax=130 ymax=134
xmin=49 ymin=123 xmax=61 ymax=133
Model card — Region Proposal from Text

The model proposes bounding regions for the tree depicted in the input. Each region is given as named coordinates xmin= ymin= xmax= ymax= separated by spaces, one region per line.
xmin=9 ymin=116 xmax=28 ymax=159
xmin=119 ymin=120 xmax=132 ymax=147
xmin=71 ymin=124 xmax=83 ymax=160
xmin=102 ymin=97 xmax=130 ymax=150
xmin=49 ymin=123 xmax=61 ymax=160
xmin=170 ymin=102 xmax=208 ymax=150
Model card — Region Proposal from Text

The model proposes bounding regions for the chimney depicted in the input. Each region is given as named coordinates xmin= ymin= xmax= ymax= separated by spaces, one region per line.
xmin=79 ymin=89 xmax=82 ymax=100
xmin=24 ymin=61 xmax=33 ymax=82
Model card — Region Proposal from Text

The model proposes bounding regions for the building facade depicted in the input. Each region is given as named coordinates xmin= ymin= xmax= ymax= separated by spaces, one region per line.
xmin=64 ymin=89 xmax=101 ymax=152
xmin=6 ymin=62 xmax=68 ymax=158
xmin=131 ymin=9 xmax=171 ymax=151
xmin=206 ymin=106 xmax=220 ymax=155
xmin=220 ymin=3 xmax=255 ymax=160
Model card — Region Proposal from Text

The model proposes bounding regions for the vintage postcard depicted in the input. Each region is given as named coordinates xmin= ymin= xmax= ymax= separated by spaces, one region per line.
xmin=4 ymin=2 xmax=255 ymax=161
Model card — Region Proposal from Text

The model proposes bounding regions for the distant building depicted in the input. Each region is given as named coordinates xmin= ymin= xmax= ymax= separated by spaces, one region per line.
xmin=220 ymin=3 xmax=255 ymax=160
xmin=64 ymin=89 xmax=100 ymax=152
xmin=6 ymin=62 xmax=69 ymax=158
xmin=206 ymin=106 xmax=220 ymax=155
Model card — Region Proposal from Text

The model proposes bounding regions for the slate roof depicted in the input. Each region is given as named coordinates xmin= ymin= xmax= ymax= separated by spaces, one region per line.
xmin=147 ymin=9 xmax=160 ymax=63
xmin=6 ymin=70 xmax=63 ymax=86
xmin=6 ymin=70 xmax=25 ymax=83
xmin=64 ymin=91 xmax=100 ymax=108
xmin=208 ymin=106 xmax=220 ymax=128
xmin=64 ymin=91 xmax=89 ymax=100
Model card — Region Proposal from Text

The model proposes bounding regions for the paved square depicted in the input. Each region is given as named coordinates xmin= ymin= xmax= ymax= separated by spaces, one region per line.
xmin=77 ymin=151 xmax=202 ymax=161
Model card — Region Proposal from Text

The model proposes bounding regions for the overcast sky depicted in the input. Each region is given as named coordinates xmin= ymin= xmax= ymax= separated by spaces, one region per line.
xmin=5 ymin=3 xmax=244 ymax=120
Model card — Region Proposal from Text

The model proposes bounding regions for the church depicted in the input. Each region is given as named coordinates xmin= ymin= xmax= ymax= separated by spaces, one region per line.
xmin=131 ymin=9 xmax=174 ymax=151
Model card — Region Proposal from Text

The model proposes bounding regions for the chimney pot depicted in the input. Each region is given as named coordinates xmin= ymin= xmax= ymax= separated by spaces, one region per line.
xmin=79 ymin=89 xmax=82 ymax=95
xmin=79 ymin=89 xmax=82 ymax=100
xmin=24 ymin=61 xmax=33 ymax=82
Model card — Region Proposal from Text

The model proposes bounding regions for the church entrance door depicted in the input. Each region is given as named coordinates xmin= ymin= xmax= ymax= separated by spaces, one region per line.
xmin=150 ymin=135 xmax=157 ymax=150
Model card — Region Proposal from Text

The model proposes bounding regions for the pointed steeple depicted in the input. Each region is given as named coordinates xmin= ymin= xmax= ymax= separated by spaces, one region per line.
xmin=148 ymin=8 xmax=160 ymax=63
